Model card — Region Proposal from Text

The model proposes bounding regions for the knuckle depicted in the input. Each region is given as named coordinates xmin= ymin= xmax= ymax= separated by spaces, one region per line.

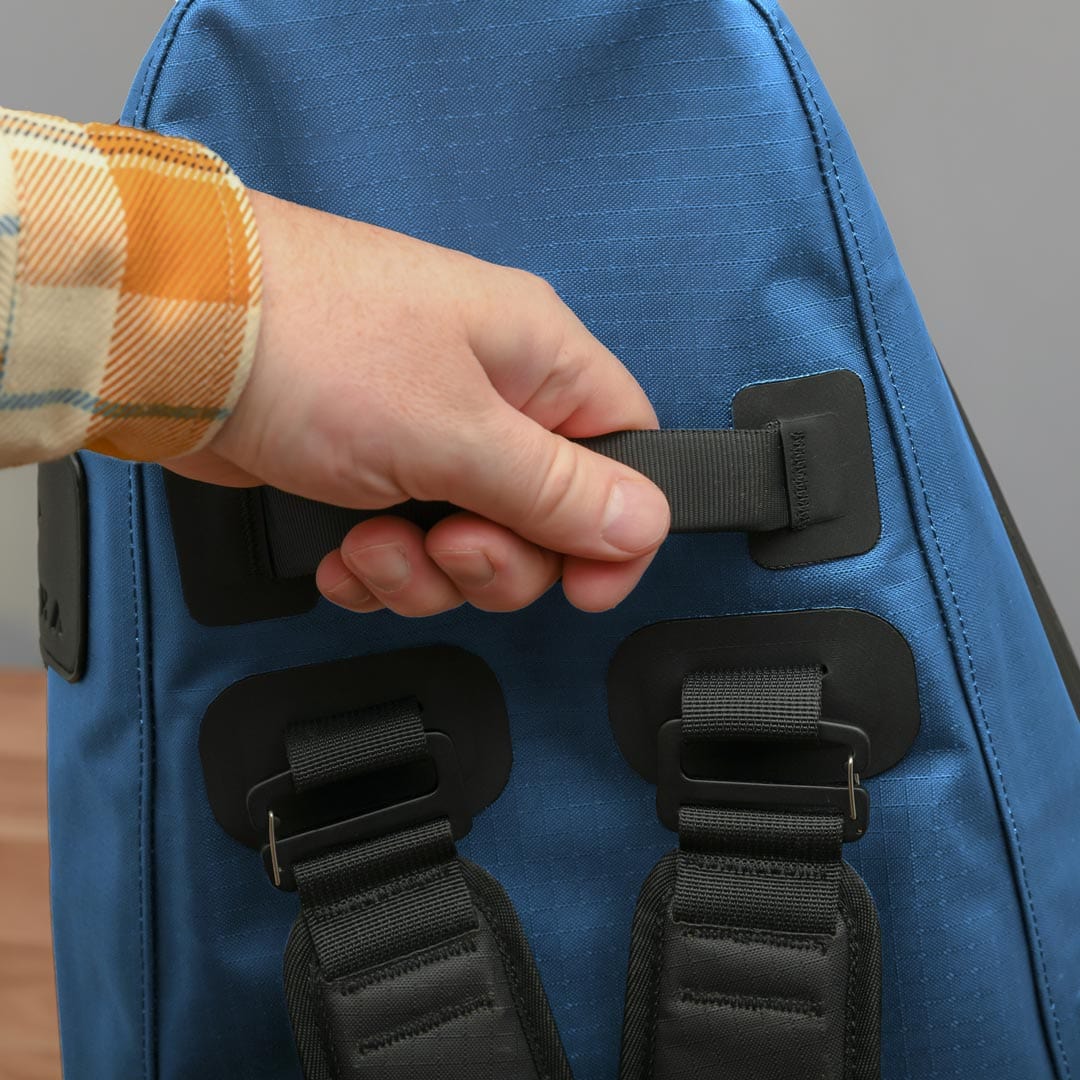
xmin=524 ymin=437 xmax=586 ymax=526
xmin=517 ymin=268 xmax=562 ymax=309
xmin=543 ymin=339 xmax=588 ymax=401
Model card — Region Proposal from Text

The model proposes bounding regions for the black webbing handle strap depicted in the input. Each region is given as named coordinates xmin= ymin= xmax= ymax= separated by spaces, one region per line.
xmin=620 ymin=667 xmax=882 ymax=1080
xmin=279 ymin=702 xmax=573 ymax=1080
xmin=256 ymin=419 xmax=841 ymax=580
xmin=580 ymin=427 xmax=790 ymax=533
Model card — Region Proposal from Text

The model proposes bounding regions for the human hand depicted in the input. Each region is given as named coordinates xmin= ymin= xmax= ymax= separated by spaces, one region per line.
xmin=167 ymin=189 xmax=670 ymax=616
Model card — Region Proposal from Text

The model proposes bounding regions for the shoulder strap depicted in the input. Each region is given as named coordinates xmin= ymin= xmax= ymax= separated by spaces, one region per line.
xmin=275 ymin=700 xmax=573 ymax=1080
xmin=620 ymin=667 xmax=882 ymax=1080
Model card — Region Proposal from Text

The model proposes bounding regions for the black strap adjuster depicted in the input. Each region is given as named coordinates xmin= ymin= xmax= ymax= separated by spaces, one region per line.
xmin=656 ymin=717 xmax=871 ymax=841
xmin=246 ymin=731 xmax=470 ymax=891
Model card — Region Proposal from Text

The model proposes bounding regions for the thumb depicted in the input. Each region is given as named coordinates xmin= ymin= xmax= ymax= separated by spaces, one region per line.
xmin=431 ymin=398 xmax=671 ymax=561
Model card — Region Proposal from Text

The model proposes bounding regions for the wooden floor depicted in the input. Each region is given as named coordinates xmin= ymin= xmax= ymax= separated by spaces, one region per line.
xmin=0 ymin=670 xmax=60 ymax=1078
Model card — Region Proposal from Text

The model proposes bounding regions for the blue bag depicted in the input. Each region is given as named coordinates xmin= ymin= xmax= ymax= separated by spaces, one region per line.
xmin=39 ymin=2 xmax=1080 ymax=1078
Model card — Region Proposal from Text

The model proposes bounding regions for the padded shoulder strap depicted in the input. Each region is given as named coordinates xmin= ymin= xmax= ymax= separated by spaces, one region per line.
xmin=620 ymin=668 xmax=882 ymax=1080
xmin=278 ymin=702 xmax=572 ymax=1080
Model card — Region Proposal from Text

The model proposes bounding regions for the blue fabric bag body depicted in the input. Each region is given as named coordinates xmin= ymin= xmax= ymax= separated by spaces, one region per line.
xmin=43 ymin=2 xmax=1079 ymax=1078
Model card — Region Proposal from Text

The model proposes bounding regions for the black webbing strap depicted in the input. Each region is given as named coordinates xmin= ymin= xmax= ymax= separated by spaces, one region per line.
xmin=286 ymin=699 xmax=427 ymax=792
xmin=681 ymin=666 xmax=822 ymax=742
xmin=673 ymin=805 xmax=844 ymax=935
xmin=257 ymin=425 xmax=794 ymax=580
xmin=620 ymin=667 xmax=881 ymax=1080
xmin=580 ymin=428 xmax=789 ymax=532
xmin=281 ymin=702 xmax=572 ymax=1080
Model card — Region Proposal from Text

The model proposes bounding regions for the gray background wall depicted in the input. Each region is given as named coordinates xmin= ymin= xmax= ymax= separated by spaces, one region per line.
xmin=0 ymin=1 xmax=1076 ymax=665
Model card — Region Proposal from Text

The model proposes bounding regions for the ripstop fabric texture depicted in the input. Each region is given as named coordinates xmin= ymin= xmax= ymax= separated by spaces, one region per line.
xmin=46 ymin=2 xmax=1080 ymax=1079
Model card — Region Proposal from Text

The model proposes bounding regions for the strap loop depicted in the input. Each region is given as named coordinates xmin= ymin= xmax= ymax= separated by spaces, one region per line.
xmin=681 ymin=666 xmax=823 ymax=742
xmin=286 ymin=698 xmax=427 ymax=791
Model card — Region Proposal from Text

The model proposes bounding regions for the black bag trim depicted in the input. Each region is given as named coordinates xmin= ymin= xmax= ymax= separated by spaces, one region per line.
xmin=164 ymin=477 xmax=319 ymax=625
xmin=37 ymin=455 xmax=88 ymax=682
xmin=204 ymin=667 xmax=568 ymax=1078
xmin=947 ymin=375 xmax=1080 ymax=720
xmin=733 ymin=369 xmax=880 ymax=569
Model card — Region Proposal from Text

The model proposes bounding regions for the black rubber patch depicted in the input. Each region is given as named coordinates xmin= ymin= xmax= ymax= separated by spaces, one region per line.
xmin=164 ymin=472 xmax=319 ymax=626
xmin=608 ymin=610 xmax=920 ymax=785
xmin=200 ymin=646 xmax=512 ymax=850
xmin=37 ymin=456 xmax=88 ymax=682
xmin=734 ymin=370 xmax=881 ymax=568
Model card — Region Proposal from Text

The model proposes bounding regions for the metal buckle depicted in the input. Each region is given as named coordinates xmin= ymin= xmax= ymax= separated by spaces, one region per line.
xmin=655 ymin=718 xmax=871 ymax=841
xmin=247 ymin=731 xmax=471 ymax=890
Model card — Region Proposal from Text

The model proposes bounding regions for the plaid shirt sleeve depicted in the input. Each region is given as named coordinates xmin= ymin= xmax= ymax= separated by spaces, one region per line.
xmin=0 ymin=108 xmax=261 ymax=466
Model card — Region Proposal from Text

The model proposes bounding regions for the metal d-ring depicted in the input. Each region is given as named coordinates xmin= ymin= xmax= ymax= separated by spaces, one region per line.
xmin=267 ymin=811 xmax=282 ymax=888
xmin=846 ymin=754 xmax=859 ymax=822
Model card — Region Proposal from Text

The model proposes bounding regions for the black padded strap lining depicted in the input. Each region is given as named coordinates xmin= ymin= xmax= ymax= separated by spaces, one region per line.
xmin=257 ymin=425 xmax=794 ymax=579
xmin=620 ymin=667 xmax=881 ymax=1080
xmin=281 ymin=701 xmax=571 ymax=1080
xmin=620 ymin=855 xmax=880 ymax=1080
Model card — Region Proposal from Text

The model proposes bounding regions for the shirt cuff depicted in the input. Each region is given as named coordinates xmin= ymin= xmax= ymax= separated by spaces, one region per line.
xmin=0 ymin=108 xmax=261 ymax=466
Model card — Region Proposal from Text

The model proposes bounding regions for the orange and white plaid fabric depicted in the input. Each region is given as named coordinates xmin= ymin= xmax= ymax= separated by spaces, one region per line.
xmin=0 ymin=108 xmax=261 ymax=466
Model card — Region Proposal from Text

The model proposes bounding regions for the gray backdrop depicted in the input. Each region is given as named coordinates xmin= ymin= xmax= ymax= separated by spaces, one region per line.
xmin=1 ymin=1 xmax=1076 ymax=665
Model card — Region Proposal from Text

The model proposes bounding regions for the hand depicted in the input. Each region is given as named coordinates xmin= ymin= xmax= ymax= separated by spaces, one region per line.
xmin=167 ymin=189 xmax=670 ymax=617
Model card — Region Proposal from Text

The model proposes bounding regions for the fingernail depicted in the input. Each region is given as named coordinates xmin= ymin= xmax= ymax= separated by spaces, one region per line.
xmin=433 ymin=549 xmax=496 ymax=589
xmin=601 ymin=479 xmax=669 ymax=553
xmin=346 ymin=542 xmax=410 ymax=592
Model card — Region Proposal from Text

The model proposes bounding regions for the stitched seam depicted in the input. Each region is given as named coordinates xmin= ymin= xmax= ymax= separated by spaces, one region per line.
xmin=126 ymin=465 xmax=151 ymax=1079
xmin=336 ymin=934 xmax=479 ymax=995
xmin=356 ymin=994 xmax=495 ymax=1056
xmin=679 ymin=988 xmax=823 ymax=1019
xmin=645 ymin=883 xmax=674 ymax=1080
xmin=782 ymin=30 xmax=1071 ymax=1078
xmin=132 ymin=0 xmax=202 ymax=130
xmin=470 ymin=878 xmax=553 ymax=1080
xmin=308 ymin=863 xmax=457 ymax=917
xmin=143 ymin=495 xmax=159 ymax=1080
xmin=685 ymin=853 xmax=833 ymax=881
xmin=313 ymin=962 xmax=342 ymax=1079
xmin=754 ymin=4 xmax=1069 ymax=1072
xmin=679 ymin=925 xmax=830 ymax=954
